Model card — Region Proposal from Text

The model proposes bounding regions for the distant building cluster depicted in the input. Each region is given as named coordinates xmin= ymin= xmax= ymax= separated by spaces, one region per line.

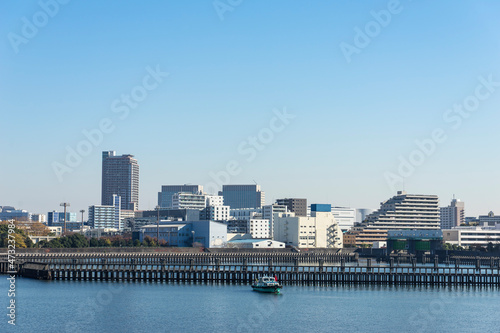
xmin=5 ymin=150 xmax=500 ymax=250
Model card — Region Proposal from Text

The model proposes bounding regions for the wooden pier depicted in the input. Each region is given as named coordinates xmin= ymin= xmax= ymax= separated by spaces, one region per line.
xmin=1 ymin=252 xmax=500 ymax=286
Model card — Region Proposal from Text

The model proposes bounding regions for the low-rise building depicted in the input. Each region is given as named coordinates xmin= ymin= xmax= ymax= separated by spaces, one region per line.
xmin=47 ymin=211 xmax=77 ymax=226
xmin=0 ymin=206 xmax=31 ymax=221
xmin=274 ymin=204 xmax=343 ymax=248
xmin=137 ymin=220 xmax=227 ymax=248
xmin=443 ymin=226 xmax=500 ymax=248
xmin=387 ymin=229 xmax=443 ymax=254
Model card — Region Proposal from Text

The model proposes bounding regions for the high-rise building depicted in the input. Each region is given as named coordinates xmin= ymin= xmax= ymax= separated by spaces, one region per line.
xmin=276 ymin=198 xmax=307 ymax=217
xmin=440 ymin=198 xmax=465 ymax=229
xmin=355 ymin=191 xmax=440 ymax=245
xmin=101 ymin=151 xmax=139 ymax=210
xmin=158 ymin=185 xmax=203 ymax=208
xmin=219 ymin=185 xmax=265 ymax=209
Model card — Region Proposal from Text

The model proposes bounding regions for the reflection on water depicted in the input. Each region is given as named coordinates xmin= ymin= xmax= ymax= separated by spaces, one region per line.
xmin=1 ymin=278 xmax=499 ymax=333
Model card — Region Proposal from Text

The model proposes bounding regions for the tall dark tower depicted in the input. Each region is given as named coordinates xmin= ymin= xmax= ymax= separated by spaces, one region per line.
xmin=101 ymin=151 xmax=139 ymax=210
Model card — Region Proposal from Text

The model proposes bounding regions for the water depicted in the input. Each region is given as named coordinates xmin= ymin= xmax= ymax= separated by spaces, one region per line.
xmin=1 ymin=277 xmax=499 ymax=333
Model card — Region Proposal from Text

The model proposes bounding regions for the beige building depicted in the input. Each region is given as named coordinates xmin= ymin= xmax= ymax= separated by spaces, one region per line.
xmin=274 ymin=211 xmax=343 ymax=248
xmin=443 ymin=226 xmax=500 ymax=247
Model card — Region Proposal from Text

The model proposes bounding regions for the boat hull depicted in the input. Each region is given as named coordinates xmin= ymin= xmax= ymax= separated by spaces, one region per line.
xmin=251 ymin=285 xmax=282 ymax=293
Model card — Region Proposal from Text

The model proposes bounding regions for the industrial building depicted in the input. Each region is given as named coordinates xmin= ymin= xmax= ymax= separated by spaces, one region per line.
xmin=136 ymin=220 xmax=227 ymax=248
xmin=386 ymin=230 xmax=443 ymax=255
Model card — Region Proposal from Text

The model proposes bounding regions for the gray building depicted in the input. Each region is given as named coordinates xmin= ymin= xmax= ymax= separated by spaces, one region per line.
xmin=141 ymin=208 xmax=201 ymax=221
xmin=440 ymin=198 xmax=465 ymax=229
xmin=276 ymin=198 xmax=307 ymax=217
xmin=219 ymin=184 xmax=265 ymax=209
xmin=157 ymin=185 xmax=203 ymax=208
xmin=477 ymin=211 xmax=500 ymax=227
xmin=101 ymin=151 xmax=139 ymax=210
xmin=137 ymin=220 xmax=227 ymax=248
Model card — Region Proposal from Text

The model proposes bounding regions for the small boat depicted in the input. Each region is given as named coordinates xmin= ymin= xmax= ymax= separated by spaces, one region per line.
xmin=251 ymin=276 xmax=282 ymax=294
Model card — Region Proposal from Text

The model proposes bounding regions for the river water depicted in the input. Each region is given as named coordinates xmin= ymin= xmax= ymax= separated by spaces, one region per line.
xmin=1 ymin=277 xmax=499 ymax=332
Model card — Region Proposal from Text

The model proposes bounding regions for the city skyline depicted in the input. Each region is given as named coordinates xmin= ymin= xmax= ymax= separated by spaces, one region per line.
xmin=2 ymin=1 xmax=500 ymax=217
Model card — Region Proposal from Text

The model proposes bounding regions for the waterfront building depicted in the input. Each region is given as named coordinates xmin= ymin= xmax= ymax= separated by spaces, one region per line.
xmin=354 ymin=191 xmax=440 ymax=245
xmin=276 ymin=198 xmax=307 ymax=217
xmin=219 ymin=184 xmax=265 ymax=209
xmin=274 ymin=204 xmax=343 ymax=248
xmin=157 ymin=185 xmax=204 ymax=208
xmin=386 ymin=230 xmax=443 ymax=254
xmin=443 ymin=225 xmax=500 ymax=248
xmin=101 ymin=151 xmax=139 ymax=210
xmin=137 ymin=220 xmax=227 ymax=248
xmin=88 ymin=195 xmax=122 ymax=230
xmin=440 ymin=198 xmax=465 ymax=229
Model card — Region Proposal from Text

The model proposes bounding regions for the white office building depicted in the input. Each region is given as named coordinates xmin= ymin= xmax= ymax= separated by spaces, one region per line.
xmin=274 ymin=205 xmax=343 ymax=248
xmin=172 ymin=192 xmax=207 ymax=210
xmin=262 ymin=204 xmax=288 ymax=238
xmin=331 ymin=207 xmax=356 ymax=231
xmin=443 ymin=226 xmax=500 ymax=247
xmin=206 ymin=195 xmax=224 ymax=207
xmin=248 ymin=218 xmax=271 ymax=239
xmin=202 ymin=205 xmax=230 ymax=221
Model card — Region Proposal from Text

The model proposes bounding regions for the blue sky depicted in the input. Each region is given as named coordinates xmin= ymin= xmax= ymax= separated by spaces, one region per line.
xmin=1 ymin=0 xmax=500 ymax=218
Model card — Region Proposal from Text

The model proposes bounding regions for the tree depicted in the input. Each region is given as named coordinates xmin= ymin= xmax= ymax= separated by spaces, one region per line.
xmin=26 ymin=222 xmax=51 ymax=236
xmin=89 ymin=238 xmax=99 ymax=247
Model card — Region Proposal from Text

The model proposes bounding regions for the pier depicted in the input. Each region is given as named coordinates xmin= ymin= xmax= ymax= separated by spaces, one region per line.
xmin=1 ymin=250 xmax=500 ymax=286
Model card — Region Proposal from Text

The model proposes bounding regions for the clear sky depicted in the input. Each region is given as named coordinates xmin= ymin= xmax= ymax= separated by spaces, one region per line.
xmin=1 ymin=0 xmax=500 ymax=218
